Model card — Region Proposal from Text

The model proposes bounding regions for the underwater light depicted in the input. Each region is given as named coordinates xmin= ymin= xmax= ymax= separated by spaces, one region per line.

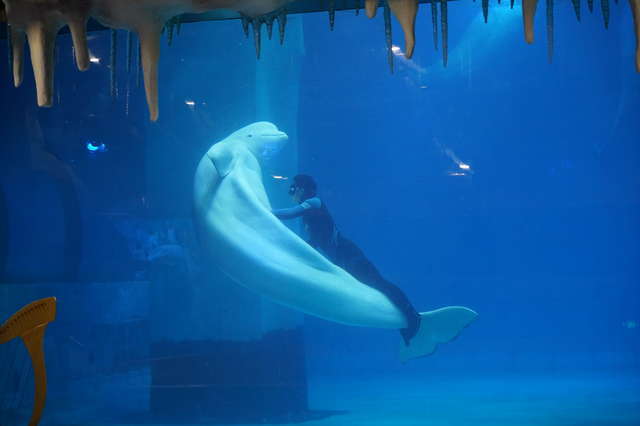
xmin=185 ymin=100 xmax=196 ymax=106
xmin=86 ymin=141 xmax=107 ymax=153
xmin=89 ymin=55 xmax=100 ymax=64
xmin=459 ymin=163 xmax=470 ymax=170
xmin=391 ymin=45 xmax=402 ymax=55
xmin=272 ymin=175 xmax=288 ymax=180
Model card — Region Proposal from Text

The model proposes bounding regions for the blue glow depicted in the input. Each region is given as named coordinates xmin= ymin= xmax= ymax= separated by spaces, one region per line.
xmin=86 ymin=141 xmax=107 ymax=153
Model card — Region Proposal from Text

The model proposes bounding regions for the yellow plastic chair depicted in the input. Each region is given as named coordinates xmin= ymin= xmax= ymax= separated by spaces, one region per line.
xmin=0 ymin=297 xmax=57 ymax=426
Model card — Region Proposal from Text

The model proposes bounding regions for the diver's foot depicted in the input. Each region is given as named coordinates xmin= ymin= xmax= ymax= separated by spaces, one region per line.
xmin=399 ymin=314 xmax=421 ymax=346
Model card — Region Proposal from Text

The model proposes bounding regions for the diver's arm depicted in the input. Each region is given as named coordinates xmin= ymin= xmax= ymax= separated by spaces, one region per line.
xmin=272 ymin=204 xmax=307 ymax=219
xmin=272 ymin=197 xmax=321 ymax=219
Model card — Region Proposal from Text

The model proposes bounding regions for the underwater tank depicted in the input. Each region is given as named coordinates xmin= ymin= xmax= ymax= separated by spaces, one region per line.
xmin=0 ymin=0 xmax=639 ymax=424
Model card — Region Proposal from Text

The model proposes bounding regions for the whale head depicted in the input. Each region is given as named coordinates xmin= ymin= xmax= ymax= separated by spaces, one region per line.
xmin=201 ymin=122 xmax=288 ymax=182
xmin=224 ymin=121 xmax=289 ymax=161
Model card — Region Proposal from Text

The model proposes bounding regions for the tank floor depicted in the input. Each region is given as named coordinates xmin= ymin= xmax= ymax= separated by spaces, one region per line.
xmin=61 ymin=370 xmax=639 ymax=425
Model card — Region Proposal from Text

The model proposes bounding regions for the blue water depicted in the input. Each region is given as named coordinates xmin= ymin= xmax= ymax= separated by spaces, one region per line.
xmin=1 ymin=2 xmax=639 ymax=425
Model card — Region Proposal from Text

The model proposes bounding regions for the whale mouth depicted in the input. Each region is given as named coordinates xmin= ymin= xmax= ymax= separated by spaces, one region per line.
xmin=260 ymin=132 xmax=288 ymax=139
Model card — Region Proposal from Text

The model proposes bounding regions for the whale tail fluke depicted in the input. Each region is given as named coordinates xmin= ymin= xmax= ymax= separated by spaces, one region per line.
xmin=399 ymin=306 xmax=478 ymax=362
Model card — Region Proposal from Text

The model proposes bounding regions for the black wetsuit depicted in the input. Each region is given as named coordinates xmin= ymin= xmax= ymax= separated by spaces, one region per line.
xmin=273 ymin=197 xmax=420 ymax=345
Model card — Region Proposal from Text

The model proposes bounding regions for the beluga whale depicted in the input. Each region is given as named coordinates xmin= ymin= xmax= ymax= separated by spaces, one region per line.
xmin=193 ymin=122 xmax=478 ymax=361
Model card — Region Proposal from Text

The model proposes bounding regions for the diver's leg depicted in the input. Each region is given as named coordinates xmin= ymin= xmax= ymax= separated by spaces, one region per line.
xmin=372 ymin=278 xmax=421 ymax=345
xmin=336 ymin=237 xmax=421 ymax=345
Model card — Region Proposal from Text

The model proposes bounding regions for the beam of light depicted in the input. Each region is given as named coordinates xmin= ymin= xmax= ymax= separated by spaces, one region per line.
xmin=443 ymin=148 xmax=473 ymax=174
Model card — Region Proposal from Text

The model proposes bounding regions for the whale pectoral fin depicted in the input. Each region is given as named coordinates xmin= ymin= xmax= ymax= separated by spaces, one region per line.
xmin=399 ymin=306 xmax=478 ymax=362
xmin=209 ymin=146 xmax=237 ymax=178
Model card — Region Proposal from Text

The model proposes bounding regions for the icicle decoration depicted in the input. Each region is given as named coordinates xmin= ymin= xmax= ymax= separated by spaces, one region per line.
xmin=136 ymin=37 xmax=141 ymax=89
xmin=356 ymin=0 xmax=361 ymax=14
xmin=110 ymin=29 xmax=117 ymax=98
xmin=6 ymin=23 xmax=12 ymax=78
xmin=167 ymin=18 xmax=175 ymax=46
xmin=384 ymin=2 xmax=394 ymax=73
xmin=266 ymin=15 xmax=275 ymax=39
xmin=366 ymin=0 xmax=379 ymax=18
xmin=431 ymin=0 xmax=438 ymax=50
xmin=241 ymin=16 xmax=250 ymax=38
xmin=1 ymin=0 xmax=638 ymax=121
xmin=277 ymin=10 xmax=287 ymax=45
xmin=631 ymin=0 xmax=640 ymax=72
xmin=176 ymin=16 xmax=182 ymax=35
xmin=55 ymin=41 xmax=60 ymax=105
xmin=125 ymin=78 xmax=130 ymax=116
xmin=511 ymin=0 xmax=515 ymax=9
xmin=601 ymin=0 xmax=610 ymax=28
xmin=523 ymin=0 xmax=539 ymax=43
xmin=329 ymin=0 xmax=336 ymax=30
xmin=546 ymin=0 xmax=554 ymax=63
xmin=252 ymin=18 xmax=262 ymax=59
xmin=440 ymin=0 xmax=448 ymax=66
xmin=10 ymin=28 xmax=24 ymax=88
xmin=571 ymin=0 xmax=581 ymax=21
xmin=126 ymin=31 xmax=133 ymax=73
xmin=388 ymin=0 xmax=418 ymax=58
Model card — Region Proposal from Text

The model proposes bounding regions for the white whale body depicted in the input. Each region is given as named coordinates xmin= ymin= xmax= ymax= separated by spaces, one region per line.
xmin=193 ymin=122 xmax=478 ymax=361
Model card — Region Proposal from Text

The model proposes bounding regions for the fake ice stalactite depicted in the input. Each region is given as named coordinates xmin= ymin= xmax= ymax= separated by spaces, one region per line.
xmin=547 ymin=0 xmax=553 ymax=63
xmin=277 ymin=10 xmax=287 ymax=44
xmin=440 ymin=0 xmax=448 ymax=66
xmin=241 ymin=15 xmax=250 ymax=37
xmin=6 ymin=23 xmax=11 ymax=75
xmin=252 ymin=18 xmax=262 ymax=59
xmin=136 ymin=37 xmax=142 ymax=88
xmin=384 ymin=2 xmax=394 ymax=73
xmin=632 ymin=0 xmax=640 ymax=72
xmin=356 ymin=0 xmax=361 ymax=14
xmin=431 ymin=1 xmax=438 ymax=50
xmin=366 ymin=0 xmax=379 ymax=18
xmin=110 ymin=29 xmax=117 ymax=98
xmin=138 ymin=22 xmax=163 ymax=122
xmin=329 ymin=0 xmax=336 ymax=30
xmin=523 ymin=0 xmax=539 ymax=43
xmin=601 ymin=0 xmax=610 ymax=28
xmin=588 ymin=0 xmax=594 ymax=11
xmin=266 ymin=15 xmax=275 ymax=39
xmin=388 ymin=0 xmax=418 ymax=59
xmin=10 ymin=27 xmax=23 ymax=88
xmin=126 ymin=31 xmax=133 ymax=73
xmin=571 ymin=0 xmax=581 ymax=21
xmin=1 ymin=0 xmax=637 ymax=121
xmin=166 ymin=18 xmax=175 ymax=46
xmin=3 ymin=0 xmax=91 ymax=107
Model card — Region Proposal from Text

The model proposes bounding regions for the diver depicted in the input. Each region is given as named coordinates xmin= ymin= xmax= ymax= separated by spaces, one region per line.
xmin=272 ymin=174 xmax=421 ymax=345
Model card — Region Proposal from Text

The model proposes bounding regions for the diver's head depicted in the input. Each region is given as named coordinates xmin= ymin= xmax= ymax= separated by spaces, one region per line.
xmin=289 ymin=174 xmax=317 ymax=203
